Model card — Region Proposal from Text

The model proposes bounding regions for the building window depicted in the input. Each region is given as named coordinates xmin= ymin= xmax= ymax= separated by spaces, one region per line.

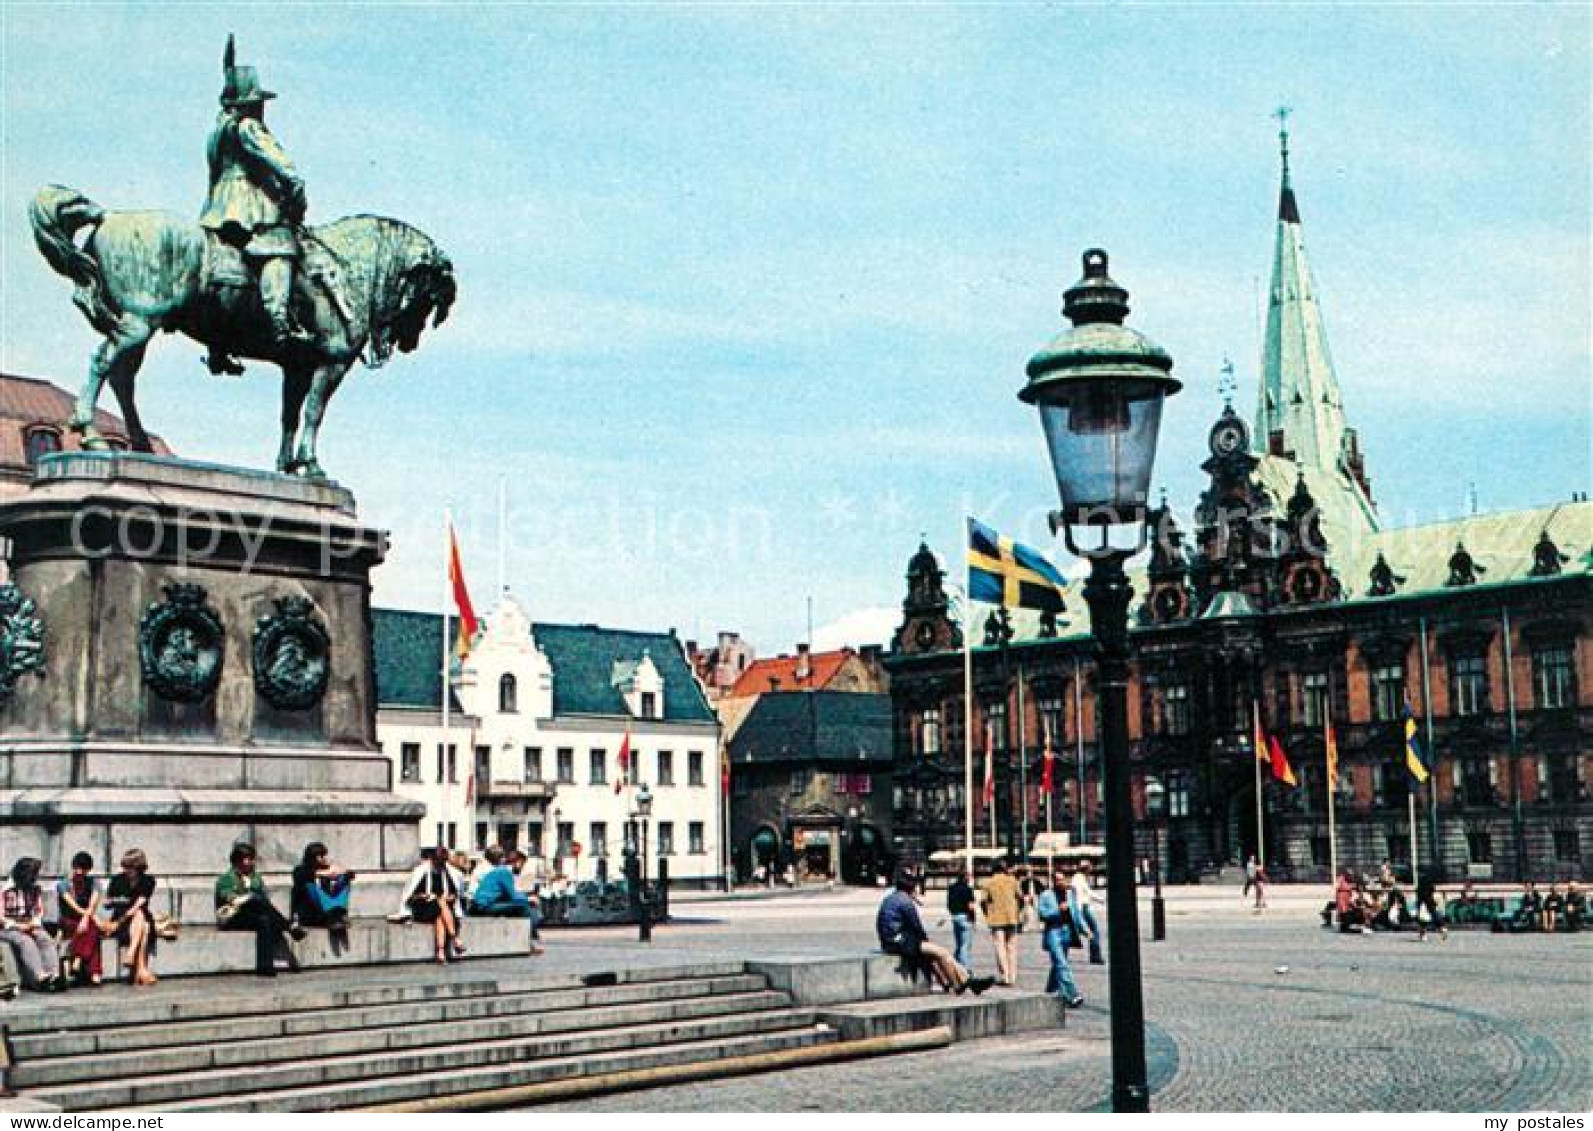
xmin=1457 ymin=757 xmax=1495 ymax=808
xmin=474 ymin=822 xmax=488 ymax=851
xmin=1037 ymin=694 xmax=1064 ymax=747
xmin=23 ymin=428 xmax=60 ymax=468
xmin=589 ymin=822 xmax=608 ymax=857
xmin=1466 ymin=830 xmax=1493 ymax=865
xmin=524 ymin=747 xmax=542 ymax=783
xmin=1553 ymin=828 xmax=1581 ymax=862
xmin=733 ymin=771 xmax=750 ymax=797
xmin=1371 ymin=763 xmax=1407 ymax=809
xmin=836 ymin=772 xmax=873 ymax=795
xmin=985 ymin=702 xmax=1008 ymax=751
xmin=527 ymin=822 xmax=544 ymax=856
xmin=556 ymin=748 xmax=575 ymax=784
xmin=657 ymin=750 xmax=674 ymax=786
xmin=1302 ymin=671 xmax=1330 ymax=728
xmin=445 ymin=822 xmax=457 ymax=850
xmin=1310 ymin=835 xmax=1331 ymax=866
xmin=1164 ymin=683 xmax=1191 ymax=737
xmin=640 ymin=691 xmax=658 ymax=719
xmin=1167 ymin=770 xmax=1191 ymax=818
xmin=556 ymin=822 xmax=574 ymax=857
xmin=497 ymin=823 xmax=520 ymax=852
xmin=589 ymin=748 xmax=607 ymax=786
xmin=790 ymin=768 xmax=811 ymax=795
xmin=1534 ymin=646 xmax=1575 ymax=710
xmin=1451 ymin=654 xmax=1489 ymax=717
xmin=1385 ymin=832 xmax=1409 ymax=864
xmin=1541 ymin=753 xmax=1583 ymax=805
xmin=400 ymin=742 xmax=421 ymax=783
xmin=1372 ymin=664 xmax=1405 ymax=722
xmin=1299 ymin=763 xmax=1326 ymax=813
xmin=657 ymin=821 xmax=675 ymax=856
xmin=689 ymin=821 xmax=706 ymax=854
xmin=920 ymin=708 xmax=942 ymax=755
xmin=437 ymin=743 xmax=458 ymax=784
xmin=474 ymin=746 xmax=491 ymax=788
xmin=688 ymin=750 xmax=705 ymax=786
xmin=499 ymin=673 xmax=518 ymax=713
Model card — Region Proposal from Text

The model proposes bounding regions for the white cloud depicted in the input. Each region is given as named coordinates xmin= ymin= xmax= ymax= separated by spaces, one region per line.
xmin=811 ymin=606 xmax=898 ymax=652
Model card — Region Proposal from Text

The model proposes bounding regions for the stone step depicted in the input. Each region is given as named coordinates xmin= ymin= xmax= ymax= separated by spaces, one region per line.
xmin=1 ymin=958 xmax=747 ymax=1035
xmin=818 ymin=990 xmax=1067 ymax=1042
xmin=145 ymin=1026 xmax=839 ymax=1113
xmin=13 ymin=972 xmax=771 ymax=1060
xmin=86 ymin=915 xmax=532 ymax=979
xmin=15 ymin=989 xmax=794 ymax=1087
xmin=29 ymin=1007 xmax=822 ymax=1110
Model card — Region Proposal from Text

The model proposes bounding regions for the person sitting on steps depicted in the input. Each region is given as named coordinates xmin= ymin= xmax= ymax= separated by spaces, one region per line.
xmin=876 ymin=869 xmax=994 ymax=997
xmin=403 ymin=845 xmax=464 ymax=965
xmin=216 ymin=842 xmax=305 ymax=977
xmin=291 ymin=842 xmax=355 ymax=955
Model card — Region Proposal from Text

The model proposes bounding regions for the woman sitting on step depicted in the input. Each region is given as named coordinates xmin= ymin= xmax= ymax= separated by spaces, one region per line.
xmin=291 ymin=842 xmax=355 ymax=955
xmin=403 ymin=845 xmax=464 ymax=964
xmin=103 ymin=849 xmax=158 ymax=987
xmin=56 ymin=851 xmax=106 ymax=986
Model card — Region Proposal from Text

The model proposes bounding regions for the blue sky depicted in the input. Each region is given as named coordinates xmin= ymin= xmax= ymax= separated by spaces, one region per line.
xmin=2 ymin=4 xmax=1587 ymax=653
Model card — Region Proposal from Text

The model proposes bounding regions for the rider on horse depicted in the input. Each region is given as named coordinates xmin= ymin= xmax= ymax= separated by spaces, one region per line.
xmin=200 ymin=38 xmax=312 ymax=353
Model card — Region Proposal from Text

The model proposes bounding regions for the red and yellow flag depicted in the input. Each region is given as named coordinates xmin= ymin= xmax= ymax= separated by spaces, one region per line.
xmin=1324 ymin=717 xmax=1339 ymax=787
xmin=721 ymin=747 xmax=731 ymax=795
xmin=1268 ymin=735 xmax=1298 ymax=787
xmin=614 ymin=729 xmax=631 ymax=795
xmin=1040 ymin=728 xmax=1055 ymax=796
xmin=982 ymin=721 xmax=996 ymax=811
xmin=447 ymin=522 xmax=478 ymax=658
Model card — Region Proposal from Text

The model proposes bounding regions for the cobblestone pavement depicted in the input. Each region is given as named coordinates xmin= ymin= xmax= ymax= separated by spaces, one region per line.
xmin=538 ymin=887 xmax=1593 ymax=1113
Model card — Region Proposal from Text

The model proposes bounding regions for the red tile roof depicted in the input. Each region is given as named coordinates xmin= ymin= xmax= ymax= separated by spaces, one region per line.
xmin=730 ymin=648 xmax=856 ymax=696
xmin=0 ymin=373 xmax=173 ymax=471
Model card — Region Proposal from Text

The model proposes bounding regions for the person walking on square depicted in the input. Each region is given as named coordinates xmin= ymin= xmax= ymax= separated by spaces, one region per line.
xmin=1070 ymin=862 xmax=1105 ymax=965
xmin=946 ymin=868 xmax=977 ymax=973
xmin=216 ymin=843 xmax=304 ymax=977
xmin=0 ymin=858 xmax=64 ymax=993
xmin=1242 ymin=854 xmax=1259 ymax=901
xmin=1415 ymin=873 xmax=1449 ymax=942
xmin=56 ymin=852 xmax=105 ymax=986
xmin=979 ymin=858 xmax=1023 ymax=985
xmin=1038 ymin=869 xmax=1084 ymax=1009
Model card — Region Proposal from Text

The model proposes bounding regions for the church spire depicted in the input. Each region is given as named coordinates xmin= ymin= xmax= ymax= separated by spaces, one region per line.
xmin=1255 ymin=113 xmax=1365 ymax=503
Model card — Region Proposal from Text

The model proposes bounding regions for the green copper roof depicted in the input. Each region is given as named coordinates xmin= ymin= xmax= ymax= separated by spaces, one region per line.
xmin=729 ymin=691 xmax=893 ymax=766
xmin=372 ymin=609 xmax=716 ymax=723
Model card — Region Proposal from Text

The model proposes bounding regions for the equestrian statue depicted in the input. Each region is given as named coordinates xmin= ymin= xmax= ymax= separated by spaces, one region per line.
xmin=29 ymin=38 xmax=455 ymax=479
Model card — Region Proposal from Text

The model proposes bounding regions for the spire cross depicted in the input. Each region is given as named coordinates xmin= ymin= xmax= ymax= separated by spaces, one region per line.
xmin=1218 ymin=356 xmax=1237 ymax=408
xmin=1273 ymin=106 xmax=1293 ymax=176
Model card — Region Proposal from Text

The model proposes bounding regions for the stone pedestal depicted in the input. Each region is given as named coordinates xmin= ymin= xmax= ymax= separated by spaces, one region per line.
xmin=0 ymin=452 xmax=422 ymax=879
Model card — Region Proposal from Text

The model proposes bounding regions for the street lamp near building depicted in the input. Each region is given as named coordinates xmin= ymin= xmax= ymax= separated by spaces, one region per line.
xmin=1144 ymin=775 xmax=1167 ymax=942
xmin=633 ymin=782 xmax=654 ymax=942
xmin=1020 ymin=248 xmax=1180 ymax=1114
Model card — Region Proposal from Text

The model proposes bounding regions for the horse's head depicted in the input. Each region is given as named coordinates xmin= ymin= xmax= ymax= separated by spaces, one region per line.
xmin=367 ymin=228 xmax=456 ymax=367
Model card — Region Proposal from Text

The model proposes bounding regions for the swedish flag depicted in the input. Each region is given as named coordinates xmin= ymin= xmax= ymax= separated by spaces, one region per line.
xmin=1403 ymin=703 xmax=1431 ymax=785
xmin=967 ymin=518 xmax=1068 ymax=614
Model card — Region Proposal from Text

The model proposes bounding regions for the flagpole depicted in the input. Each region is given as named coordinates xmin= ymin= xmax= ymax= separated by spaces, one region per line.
xmin=1418 ymin=616 xmax=1439 ymax=876
xmin=441 ymin=510 xmax=453 ymax=849
xmin=1017 ymin=664 xmax=1029 ymax=860
xmin=1325 ymin=718 xmax=1338 ymax=887
xmin=1252 ymin=699 xmax=1266 ymax=870
xmin=962 ymin=582 xmax=976 ymax=878
xmin=1408 ymin=792 xmax=1420 ymax=891
xmin=987 ymin=722 xmax=997 ymax=850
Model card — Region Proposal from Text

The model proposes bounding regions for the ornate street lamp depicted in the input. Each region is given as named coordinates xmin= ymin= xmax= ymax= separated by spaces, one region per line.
xmin=1144 ymin=775 xmax=1167 ymax=942
xmin=1020 ymin=248 xmax=1180 ymax=1114
xmin=633 ymin=782 xmax=654 ymax=942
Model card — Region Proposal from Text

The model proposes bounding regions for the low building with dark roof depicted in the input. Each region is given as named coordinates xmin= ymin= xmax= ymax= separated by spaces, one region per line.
xmin=374 ymin=596 xmax=725 ymax=888
xmin=727 ymin=690 xmax=893 ymax=886
xmin=0 ymin=372 xmax=172 ymax=499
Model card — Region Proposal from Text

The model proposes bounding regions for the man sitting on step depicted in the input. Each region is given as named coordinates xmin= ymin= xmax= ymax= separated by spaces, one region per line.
xmin=465 ymin=845 xmax=544 ymax=956
xmin=216 ymin=843 xmax=306 ymax=977
xmin=876 ymin=869 xmax=993 ymax=997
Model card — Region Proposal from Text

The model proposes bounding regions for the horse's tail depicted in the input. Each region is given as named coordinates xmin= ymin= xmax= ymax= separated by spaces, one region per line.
xmin=29 ymin=185 xmax=124 ymax=336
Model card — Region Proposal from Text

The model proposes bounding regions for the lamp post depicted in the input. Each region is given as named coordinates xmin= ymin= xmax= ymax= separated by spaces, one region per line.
xmin=1020 ymin=249 xmax=1180 ymax=1114
xmin=1144 ymin=775 xmax=1167 ymax=942
xmin=634 ymin=783 xmax=654 ymax=942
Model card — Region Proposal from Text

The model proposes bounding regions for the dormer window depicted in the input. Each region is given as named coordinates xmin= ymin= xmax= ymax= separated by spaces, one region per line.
xmin=640 ymin=691 xmax=658 ymax=719
xmin=24 ymin=428 xmax=61 ymax=467
xmin=499 ymin=673 xmax=518 ymax=714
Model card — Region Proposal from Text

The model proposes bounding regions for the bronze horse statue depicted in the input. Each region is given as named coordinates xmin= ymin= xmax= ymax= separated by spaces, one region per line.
xmin=30 ymin=185 xmax=455 ymax=478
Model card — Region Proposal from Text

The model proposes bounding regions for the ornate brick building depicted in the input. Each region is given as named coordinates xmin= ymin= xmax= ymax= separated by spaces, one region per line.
xmin=885 ymin=137 xmax=1591 ymax=883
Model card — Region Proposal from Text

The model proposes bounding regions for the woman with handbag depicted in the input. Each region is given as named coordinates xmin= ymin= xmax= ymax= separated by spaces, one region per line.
xmin=402 ymin=845 xmax=464 ymax=964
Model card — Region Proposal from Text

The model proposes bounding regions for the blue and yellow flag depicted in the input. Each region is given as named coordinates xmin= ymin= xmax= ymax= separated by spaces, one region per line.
xmin=1403 ymin=703 xmax=1431 ymax=785
xmin=967 ymin=518 xmax=1067 ymax=614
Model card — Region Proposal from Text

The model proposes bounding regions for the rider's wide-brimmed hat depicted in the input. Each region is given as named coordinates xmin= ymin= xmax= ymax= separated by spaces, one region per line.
xmin=220 ymin=64 xmax=276 ymax=107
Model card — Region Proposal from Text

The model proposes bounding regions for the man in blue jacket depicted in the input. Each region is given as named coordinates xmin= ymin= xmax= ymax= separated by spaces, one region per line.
xmin=877 ymin=870 xmax=993 ymax=996
xmin=467 ymin=846 xmax=544 ymax=953
xmin=1038 ymin=869 xmax=1085 ymax=1008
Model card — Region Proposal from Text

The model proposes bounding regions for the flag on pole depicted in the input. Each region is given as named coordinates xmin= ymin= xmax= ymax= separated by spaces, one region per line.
xmin=1324 ymin=717 xmax=1339 ymax=786
xmin=614 ymin=728 xmax=631 ymax=795
xmin=721 ymin=747 xmax=731 ymax=795
xmin=1251 ymin=701 xmax=1270 ymax=766
xmin=967 ymin=518 xmax=1068 ymax=613
xmin=1040 ymin=727 xmax=1055 ymax=796
xmin=1403 ymin=703 xmax=1431 ymax=785
xmin=447 ymin=522 xmax=479 ymax=658
xmin=982 ymin=722 xmax=996 ymax=812
xmin=464 ymin=772 xmax=475 ymax=807
xmin=1267 ymin=735 xmax=1298 ymax=787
